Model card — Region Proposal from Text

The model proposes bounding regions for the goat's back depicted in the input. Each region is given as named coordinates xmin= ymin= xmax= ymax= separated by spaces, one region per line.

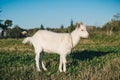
xmin=31 ymin=30 xmax=72 ymax=54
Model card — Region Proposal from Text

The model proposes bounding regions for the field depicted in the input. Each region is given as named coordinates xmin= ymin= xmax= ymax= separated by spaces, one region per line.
xmin=0 ymin=33 xmax=120 ymax=80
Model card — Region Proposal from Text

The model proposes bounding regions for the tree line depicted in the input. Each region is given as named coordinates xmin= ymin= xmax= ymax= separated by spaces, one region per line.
xmin=0 ymin=13 xmax=120 ymax=38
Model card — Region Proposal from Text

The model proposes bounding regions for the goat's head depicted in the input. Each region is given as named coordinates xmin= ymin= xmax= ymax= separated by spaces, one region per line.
xmin=76 ymin=22 xmax=89 ymax=38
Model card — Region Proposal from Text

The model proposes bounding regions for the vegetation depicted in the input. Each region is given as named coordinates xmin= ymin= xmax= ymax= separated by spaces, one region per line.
xmin=0 ymin=12 xmax=120 ymax=79
xmin=0 ymin=13 xmax=120 ymax=39
xmin=0 ymin=19 xmax=12 ymax=37
xmin=102 ymin=13 xmax=120 ymax=36
xmin=0 ymin=32 xmax=120 ymax=80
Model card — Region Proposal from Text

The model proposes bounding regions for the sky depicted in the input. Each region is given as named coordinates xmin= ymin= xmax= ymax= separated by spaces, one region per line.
xmin=0 ymin=0 xmax=120 ymax=29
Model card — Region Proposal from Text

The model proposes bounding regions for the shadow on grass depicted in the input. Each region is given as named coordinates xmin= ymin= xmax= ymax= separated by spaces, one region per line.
xmin=70 ymin=50 xmax=115 ymax=61
xmin=67 ymin=50 xmax=116 ymax=68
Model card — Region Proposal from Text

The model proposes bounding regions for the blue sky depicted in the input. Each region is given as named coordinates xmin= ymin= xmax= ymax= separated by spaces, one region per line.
xmin=0 ymin=0 xmax=120 ymax=29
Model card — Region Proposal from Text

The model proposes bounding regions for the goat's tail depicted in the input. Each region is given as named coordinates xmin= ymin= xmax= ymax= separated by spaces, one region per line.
xmin=22 ymin=37 xmax=31 ymax=44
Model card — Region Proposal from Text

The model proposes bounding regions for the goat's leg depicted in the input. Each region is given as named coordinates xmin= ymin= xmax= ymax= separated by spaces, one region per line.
xmin=41 ymin=61 xmax=47 ymax=71
xmin=40 ymin=52 xmax=47 ymax=71
xmin=59 ymin=60 xmax=62 ymax=72
xmin=35 ymin=48 xmax=42 ymax=71
xmin=63 ymin=58 xmax=66 ymax=72
xmin=59 ymin=55 xmax=63 ymax=72
xmin=59 ymin=54 xmax=67 ymax=72
xmin=62 ymin=55 xmax=67 ymax=72
xmin=35 ymin=53 xmax=41 ymax=71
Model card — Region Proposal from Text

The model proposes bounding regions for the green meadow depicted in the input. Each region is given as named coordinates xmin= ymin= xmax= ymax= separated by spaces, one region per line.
xmin=0 ymin=34 xmax=120 ymax=80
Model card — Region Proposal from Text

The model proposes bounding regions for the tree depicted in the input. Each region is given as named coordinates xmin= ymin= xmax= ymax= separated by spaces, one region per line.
xmin=10 ymin=25 xmax=23 ymax=38
xmin=67 ymin=19 xmax=75 ymax=32
xmin=0 ymin=10 xmax=13 ymax=37
xmin=60 ymin=24 xmax=65 ymax=32
xmin=102 ymin=13 xmax=120 ymax=35
xmin=60 ymin=24 xmax=64 ymax=29
xmin=70 ymin=19 xmax=74 ymax=27
xmin=4 ymin=20 xmax=12 ymax=27
xmin=113 ymin=13 xmax=120 ymax=21
xmin=0 ymin=20 xmax=12 ymax=37
xmin=40 ymin=24 xmax=45 ymax=30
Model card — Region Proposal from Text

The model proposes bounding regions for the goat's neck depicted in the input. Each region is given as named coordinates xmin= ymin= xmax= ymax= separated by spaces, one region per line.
xmin=70 ymin=29 xmax=81 ymax=47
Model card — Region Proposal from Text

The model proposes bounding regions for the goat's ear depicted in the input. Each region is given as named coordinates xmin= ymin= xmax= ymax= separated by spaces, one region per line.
xmin=76 ymin=22 xmax=80 ymax=28
xmin=80 ymin=22 xmax=83 ymax=25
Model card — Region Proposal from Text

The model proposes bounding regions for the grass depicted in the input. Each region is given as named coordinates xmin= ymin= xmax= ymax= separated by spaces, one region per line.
xmin=0 ymin=34 xmax=120 ymax=80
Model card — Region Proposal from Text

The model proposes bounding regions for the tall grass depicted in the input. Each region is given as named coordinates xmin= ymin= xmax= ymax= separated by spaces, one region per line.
xmin=0 ymin=34 xmax=120 ymax=80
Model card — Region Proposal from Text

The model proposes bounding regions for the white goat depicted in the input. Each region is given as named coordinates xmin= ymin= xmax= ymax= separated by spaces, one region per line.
xmin=22 ymin=23 xmax=89 ymax=72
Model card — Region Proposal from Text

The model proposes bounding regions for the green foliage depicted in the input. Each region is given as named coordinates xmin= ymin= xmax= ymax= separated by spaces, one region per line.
xmin=27 ymin=28 xmax=40 ymax=36
xmin=4 ymin=20 xmax=12 ymax=27
xmin=102 ymin=13 xmax=120 ymax=36
xmin=5 ymin=25 xmax=26 ymax=38
xmin=102 ymin=20 xmax=120 ymax=31
xmin=0 ymin=19 xmax=12 ymax=37
xmin=0 ymin=20 xmax=12 ymax=30
xmin=10 ymin=25 xmax=22 ymax=38
xmin=67 ymin=19 xmax=75 ymax=33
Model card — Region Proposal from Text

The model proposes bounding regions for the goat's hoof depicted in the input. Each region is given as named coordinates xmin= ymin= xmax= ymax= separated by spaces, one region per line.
xmin=59 ymin=70 xmax=62 ymax=72
xmin=37 ymin=69 xmax=41 ymax=72
xmin=44 ymin=69 xmax=47 ymax=71
xmin=63 ymin=69 xmax=66 ymax=72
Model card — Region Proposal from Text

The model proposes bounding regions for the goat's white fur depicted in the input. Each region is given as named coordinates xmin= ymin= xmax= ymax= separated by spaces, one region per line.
xmin=22 ymin=23 xmax=89 ymax=72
